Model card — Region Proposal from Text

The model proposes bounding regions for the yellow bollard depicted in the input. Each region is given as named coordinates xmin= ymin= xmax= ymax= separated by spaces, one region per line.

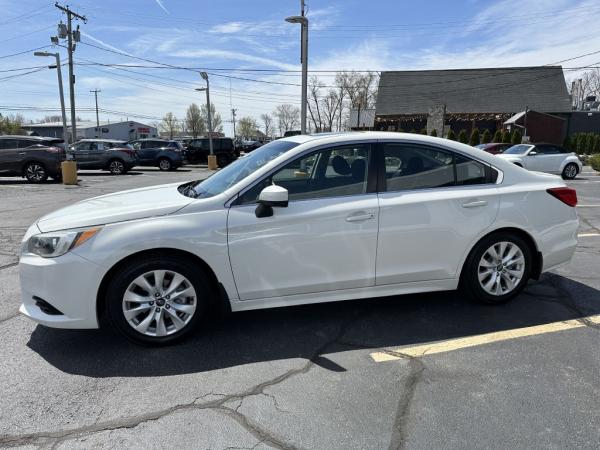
xmin=207 ymin=154 xmax=218 ymax=170
xmin=61 ymin=160 xmax=78 ymax=185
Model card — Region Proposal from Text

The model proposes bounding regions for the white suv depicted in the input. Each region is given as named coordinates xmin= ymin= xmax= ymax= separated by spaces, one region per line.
xmin=19 ymin=132 xmax=579 ymax=344
xmin=496 ymin=143 xmax=582 ymax=179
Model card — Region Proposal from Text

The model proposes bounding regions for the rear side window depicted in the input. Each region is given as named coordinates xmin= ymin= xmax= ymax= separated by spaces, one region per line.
xmin=17 ymin=140 xmax=39 ymax=148
xmin=382 ymin=143 xmax=494 ymax=192
xmin=0 ymin=139 xmax=19 ymax=150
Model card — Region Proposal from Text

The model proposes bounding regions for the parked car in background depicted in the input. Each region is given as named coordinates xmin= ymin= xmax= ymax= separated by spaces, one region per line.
xmin=496 ymin=143 xmax=582 ymax=179
xmin=236 ymin=140 xmax=263 ymax=154
xmin=129 ymin=139 xmax=184 ymax=171
xmin=475 ymin=143 xmax=513 ymax=154
xmin=68 ymin=139 xmax=137 ymax=175
xmin=19 ymin=132 xmax=579 ymax=344
xmin=185 ymin=137 xmax=237 ymax=167
xmin=0 ymin=136 xmax=65 ymax=183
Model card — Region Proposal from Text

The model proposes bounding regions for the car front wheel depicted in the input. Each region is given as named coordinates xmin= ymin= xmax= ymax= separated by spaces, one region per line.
xmin=24 ymin=162 xmax=48 ymax=183
xmin=461 ymin=232 xmax=532 ymax=305
xmin=106 ymin=256 xmax=211 ymax=345
xmin=562 ymin=163 xmax=578 ymax=180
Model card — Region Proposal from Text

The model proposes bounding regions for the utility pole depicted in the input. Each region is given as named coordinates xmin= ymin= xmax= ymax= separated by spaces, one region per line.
xmin=90 ymin=89 xmax=101 ymax=137
xmin=54 ymin=3 xmax=86 ymax=143
xmin=231 ymin=108 xmax=237 ymax=139
xmin=286 ymin=1 xmax=308 ymax=134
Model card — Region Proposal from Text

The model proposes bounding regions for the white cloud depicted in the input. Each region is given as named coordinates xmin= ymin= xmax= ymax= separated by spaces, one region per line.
xmin=172 ymin=49 xmax=297 ymax=70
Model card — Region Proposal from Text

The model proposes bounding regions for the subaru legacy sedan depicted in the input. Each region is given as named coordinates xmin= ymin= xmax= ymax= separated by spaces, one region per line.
xmin=19 ymin=132 xmax=579 ymax=344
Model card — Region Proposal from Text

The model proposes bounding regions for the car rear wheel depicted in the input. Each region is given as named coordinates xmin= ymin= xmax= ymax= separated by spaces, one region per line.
xmin=24 ymin=162 xmax=48 ymax=183
xmin=461 ymin=232 xmax=532 ymax=305
xmin=158 ymin=158 xmax=172 ymax=171
xmin=106 ymin=256 xmax=211 ymax=345
xmin=108 ymin=159 xmax=127 ymax=175
xmin=562 ymin=163 xmax=578 ymax=180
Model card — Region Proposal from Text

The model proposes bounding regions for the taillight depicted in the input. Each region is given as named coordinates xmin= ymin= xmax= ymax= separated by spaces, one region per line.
xmin=45 ymin=146 xmax=64 ymax=154
xmin=547 ymin=187 xmax=577 ymax=207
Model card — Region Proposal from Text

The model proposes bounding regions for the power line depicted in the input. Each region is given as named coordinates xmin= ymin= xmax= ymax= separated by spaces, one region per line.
xmin=0 ymin=45 xmax=52 ymax=60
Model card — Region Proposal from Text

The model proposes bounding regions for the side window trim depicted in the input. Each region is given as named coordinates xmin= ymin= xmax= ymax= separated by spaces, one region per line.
xmin=231 ymin=141 xmax=378 ymax=207
xmin=377 ymin=141 xmax=498 ymax=193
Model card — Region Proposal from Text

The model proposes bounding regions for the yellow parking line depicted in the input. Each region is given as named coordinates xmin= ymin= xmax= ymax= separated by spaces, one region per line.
xmin=370 ymin=315 xmax=600 ymax=362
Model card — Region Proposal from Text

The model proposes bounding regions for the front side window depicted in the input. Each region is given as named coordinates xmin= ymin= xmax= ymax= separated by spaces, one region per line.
xmin=237 ymin=144 xmax=371 ymax=204
xmin=382 ymin=143 xmax=492 ymax=191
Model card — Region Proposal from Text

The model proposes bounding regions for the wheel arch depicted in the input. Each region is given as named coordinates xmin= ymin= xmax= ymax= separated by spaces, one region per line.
xmin=20 ymin=159 xmax=47 ymax=175
xmin=105 ymin=156 xmax=126 ymax=169
xmin=459 ymin=227 xmax=543 ymax=283
xmin=96 ymin=247 xmax=229 ymax=325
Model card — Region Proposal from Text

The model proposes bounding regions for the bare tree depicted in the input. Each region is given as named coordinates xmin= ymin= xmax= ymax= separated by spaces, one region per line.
xmin=160 ymin=112 xmax=178 ymax=139
xmin=200 ymin=103 xmax=223 ymax=133
xmin=321 ymin=89 xmax=341 ymax=132
xmin=273 ymin=104 xmax=300 ymax=135
xmin=0 ymin=113 xmax=26 ymax=135
xmin=185 ymin=103 xmax=205 ymax=138
xmin=307 ymin=76 xmax=325 ymax=132
xmin=40 ymin=115 xmax=63 ymax=123
xmin=237 ymin=116 xmax=259 ymax=139
xmin=334 ymin=71 xmax=379 ymax=130
xmin=260 ymin=113 xmax=273 ymax=138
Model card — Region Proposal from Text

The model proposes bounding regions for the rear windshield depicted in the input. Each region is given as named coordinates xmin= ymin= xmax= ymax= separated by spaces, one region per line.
xmin=503 ymin=144 xmax=533 ymax=155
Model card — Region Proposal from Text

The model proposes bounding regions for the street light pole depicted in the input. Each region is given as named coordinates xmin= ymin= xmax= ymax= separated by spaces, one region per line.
xmin=34 ymin=51 xmax=68 ymax=145
xmin=196 ymin=72 xmax=217 ymax=169
xmin=90 ymin=89 xmax=101 ymax=137
xmin=285 ymin=8 xmax=309 ymax=134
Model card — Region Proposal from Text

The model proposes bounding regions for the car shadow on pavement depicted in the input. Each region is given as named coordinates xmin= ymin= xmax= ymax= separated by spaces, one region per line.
xmin=27 ymin=273 xmax=600 ymax=377
xmin=77 ymin=171 xmax=144 ymax=177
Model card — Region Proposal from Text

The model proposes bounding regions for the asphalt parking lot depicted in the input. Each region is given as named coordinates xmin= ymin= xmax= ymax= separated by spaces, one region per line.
xmin=0 ymin=166 xmax=599 ymax=449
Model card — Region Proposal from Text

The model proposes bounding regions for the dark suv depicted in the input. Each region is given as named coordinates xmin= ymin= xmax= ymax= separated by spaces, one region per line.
xmin=129 ymin=139 xmax=184 ymax=171
xmin=185 ymin=137 xmax=237 ymax=167
xmin=0 ymin=136 xmax=65 ymax=183
xmin=68 ymin=139 xmax=138 ymax=175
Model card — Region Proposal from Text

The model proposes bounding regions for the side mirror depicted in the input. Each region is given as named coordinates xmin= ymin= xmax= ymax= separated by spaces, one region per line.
xmin=529 ymin=151 xmax=537 ymax=156
xmin=255 ymin=185 xmax=289 ymax=218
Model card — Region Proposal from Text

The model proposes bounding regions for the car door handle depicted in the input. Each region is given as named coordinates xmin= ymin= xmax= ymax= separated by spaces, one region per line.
xmin=346 ymin=213 xmax=375 ymax=222
xmin=462 ymin=200 xmax=488 ymax=208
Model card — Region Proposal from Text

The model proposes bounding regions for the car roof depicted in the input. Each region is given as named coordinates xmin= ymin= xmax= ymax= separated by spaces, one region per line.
xmin=0 ymin=135 xmax=55 ymax=140
xmin=77 ymin=139 xmax=125 ymax=143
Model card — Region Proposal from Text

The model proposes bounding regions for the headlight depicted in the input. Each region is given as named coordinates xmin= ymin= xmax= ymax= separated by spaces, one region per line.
xmin=26 ymin=227 xmax=101 ymax=258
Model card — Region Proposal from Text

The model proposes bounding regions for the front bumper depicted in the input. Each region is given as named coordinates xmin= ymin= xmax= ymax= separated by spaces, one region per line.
xmin=19 ymin=252 xmax=104 ymax=329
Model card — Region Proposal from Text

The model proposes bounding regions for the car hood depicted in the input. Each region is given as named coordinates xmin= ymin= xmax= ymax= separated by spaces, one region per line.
xmin=37 ymin=183 xmax=193 ymax=232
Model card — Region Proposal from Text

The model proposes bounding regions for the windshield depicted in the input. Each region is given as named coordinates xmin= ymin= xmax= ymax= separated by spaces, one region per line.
xmin=184 ymin=140 xmax=300 ymax=198
xmin=503 ymin=144 xmax=533 ymax=155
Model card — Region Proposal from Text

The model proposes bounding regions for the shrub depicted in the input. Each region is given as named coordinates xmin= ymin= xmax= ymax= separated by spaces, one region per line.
xmin=511 ymin=129 xmax=522 ymax=145
xmin=589 ymin=154 xmax=600 ymax=172
xmin=492 ymin=129 xmax=503 ymax=143
xmin=501 ymin=130 xmax=512 ymax=143
xmin=430 ymin=129 xmax=437 ymax=137
xmin=481 ymin=129 xmax=491 ymax=144
xmin=458 ymin=129 xmax=468 ymax=144
xmin=447 ymin=129 xmax=456 ymax=140
xmin=420 ymin=128 xmax=428 ymax=135
xmin=469 ymin=128 xmax=480 ymax=146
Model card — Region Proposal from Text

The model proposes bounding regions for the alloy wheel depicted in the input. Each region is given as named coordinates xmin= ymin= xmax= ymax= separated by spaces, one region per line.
xmin=122 ymin=270 xmax=197 ymax=337
xmin=477 ymin=241 xmax=525 ymax=296
xmin=564 ymin=164 xmax=577 ymax=179
xmin=109 ymin=160 xmax=125 ymax=174
xmin=159 ymin=159 xmax=171 ymax=171
xmin=25 ymin=163 xmax=46 ymax=182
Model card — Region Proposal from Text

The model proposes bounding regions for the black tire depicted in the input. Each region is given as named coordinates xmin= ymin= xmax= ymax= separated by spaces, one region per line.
xmin=461 ymin=232 xmax=532 ymax=305
xmin=23 ymin=161 xmax=48 ymax=183
xmin=217 ymin=153 xmax=230 ymax=168
xmin=561 ymin=163 xmax=578 ymax=180
xmin=105 ymin=255 xmax=213 ymax=345
xmin=108 ymin=159 xmax=127 ymax=175
xmin=158 ymin=158 xmax=172 ymax=171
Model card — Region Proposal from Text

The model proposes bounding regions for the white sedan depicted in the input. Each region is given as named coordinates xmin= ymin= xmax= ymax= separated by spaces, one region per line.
xmin=496 ymin=143 xmax=582 ymax=179
xmin=19 ymin=132 xmax=579 ymax=344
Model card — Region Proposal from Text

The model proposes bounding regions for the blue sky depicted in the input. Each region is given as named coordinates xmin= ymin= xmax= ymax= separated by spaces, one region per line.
xmin=1 ymin=0 xmax=599 ymax=135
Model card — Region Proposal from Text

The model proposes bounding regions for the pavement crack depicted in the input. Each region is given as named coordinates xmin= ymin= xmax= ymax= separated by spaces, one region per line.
xmin=387 ymin=357 xmax=425 ymax=450
xmin=0 ymin=261 xmax=18 ymax=271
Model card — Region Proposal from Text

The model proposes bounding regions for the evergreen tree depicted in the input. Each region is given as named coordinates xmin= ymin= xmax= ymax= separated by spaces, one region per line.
xmin=501 ymin=130 xmax=512 ymax=143
xmin=430 ymin=129 xmax=438 ymax=137
xmin=492 ymin=129 xmax=503 ymax=143
xmin=469 ymin=128 xmax=480 ymax=146
xmin=447 ymin=129 xmax=456 ymax=140
xmin=511 ymin=129 xmax=522 ymax=145
xmin=458 ymin=129 xmax=468 ymax=144
xmin=420 ymin=128 xmax=428 ymax=135
xmin=481 ymin=129 xmax=491 ymax=144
